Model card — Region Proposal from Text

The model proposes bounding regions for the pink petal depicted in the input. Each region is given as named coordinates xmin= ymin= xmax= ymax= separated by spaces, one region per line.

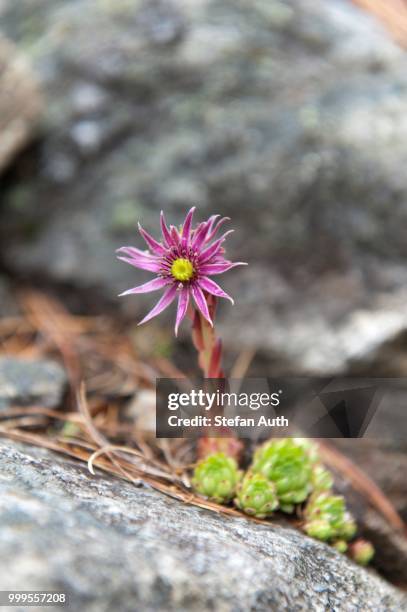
xmin=138 ymin=223 xmax=166 ymax=256
xmin=206 ymin=217 xmax=230 ymax=243
xmin=174 ymin=286 xmax=190 ymax=336
xmin=190 ymin=222 xmax=209 ymax=251
xmin=193 ymin=214 xmax=222 ymax=248
xmin=198 ymin=276 xmax=234 ymax=304
xmin=192 ymin=284 xmax=213 ymax=326
xmin=181 ymin=206 xmax=195 ymax=247
xmin=138 ymin=285 xmax=178 ymax=326
xmin=198 ymin=230 xmax=234 ymax=264
xmin=160 ymin=211 xmax=173 ymax=247
xmin=117 ymin=246 xmax=158 ymax=260
xmin=191 ymin=215 xmax=229 ymax=250
xmin=170 ymin=225 xmax=181 ymax=246
xmin=117 ymin=256 xmax=161 ymax=273
xmin=206 ymin=214 xmax=220 ymax=232
xmin=119 ymin=276 xmax=170 ymax=297
xmin=199 ymin=261 xmax=247 ymax=275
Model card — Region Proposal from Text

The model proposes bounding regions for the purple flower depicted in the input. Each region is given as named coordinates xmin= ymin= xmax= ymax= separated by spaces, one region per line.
xmin=117 ymin=207 xmax=246 ymax=335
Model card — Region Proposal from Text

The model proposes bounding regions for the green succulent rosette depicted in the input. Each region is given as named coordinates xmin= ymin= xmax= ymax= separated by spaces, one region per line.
xmin=235 ymin=472 xmax=279 ymax=518
xmin=251 ymin=438 xmax=313 ymax=512
xmin=192 ymin=452 xmax=242 ymax=504
xmin=311 ymin=464 xmax=334 ymax=492
xmin=333 ymin=540 xmax=348 ymax=553
xmin=293 ymin=438 xmax=320 ymax=464
xmin=304 ymin=492 xmax=357 ymax=542
xmin=350 ymin=539 xmax=375 ymax=566
xmin=294 ymin=439 xmax=333 ymax=492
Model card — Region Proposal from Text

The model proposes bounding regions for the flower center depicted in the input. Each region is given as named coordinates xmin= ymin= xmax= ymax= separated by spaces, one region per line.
xmin=171 ymin=258 xmax=194 ymax=281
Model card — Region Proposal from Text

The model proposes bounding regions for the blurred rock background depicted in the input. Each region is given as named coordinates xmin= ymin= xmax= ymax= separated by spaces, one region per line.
xmin=1 ymin=0 xmax=407 ymax=379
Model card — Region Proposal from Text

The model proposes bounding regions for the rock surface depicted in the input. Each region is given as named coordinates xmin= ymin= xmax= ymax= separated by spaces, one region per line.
xmin=0 ymin=35 xmax=42 ymax=172
xmin=0 ymin=440 xmax=405 ymax=612
xmin=0 ymin=357 xmax=66 ymax=409
xmin=1 ymin=0 xmax=407 ymax=375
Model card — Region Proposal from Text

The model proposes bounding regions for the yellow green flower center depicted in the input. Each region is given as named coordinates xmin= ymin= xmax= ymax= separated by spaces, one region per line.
xmin=171 ymin=258 xmax=194 ymax=281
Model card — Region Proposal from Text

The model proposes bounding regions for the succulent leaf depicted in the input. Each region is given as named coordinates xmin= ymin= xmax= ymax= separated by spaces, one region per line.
xmin=312 ymin=464 xmax=334 ymax=492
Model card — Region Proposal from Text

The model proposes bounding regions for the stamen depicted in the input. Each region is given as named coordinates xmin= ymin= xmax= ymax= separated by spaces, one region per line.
xmin=171 ymin=258 xmax=194 ymax=282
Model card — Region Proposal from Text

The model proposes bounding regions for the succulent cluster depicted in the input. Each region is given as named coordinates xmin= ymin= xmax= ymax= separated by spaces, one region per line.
xmin=349 ymin=539 xmax=375 ymax=566
xmin=251 ymin=438 xmax=313 ymax=512
xmin=235 ymin=473 xmax=278 ymax=518
xmin=191 ymin=452 xmax=242 ymax=503
xmin=191 ymin=437 xmax=373 ymax=565
xmin=303 ymin=492 xmax=357 ymax=548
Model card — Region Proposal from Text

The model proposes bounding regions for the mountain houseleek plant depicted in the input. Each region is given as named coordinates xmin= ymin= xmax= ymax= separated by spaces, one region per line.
xmin=116 ymin=207 xmax=373 ymax=566
xmin=117 ymin=206 xmax=246 ymax=458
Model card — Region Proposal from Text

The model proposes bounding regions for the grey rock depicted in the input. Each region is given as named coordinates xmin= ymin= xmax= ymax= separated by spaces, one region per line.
xmin=1 ymin=0 xmax=407 ymax=373
xmin=0 ymin=357 xmax=66 ymax=409
xmin=0 ymin=440 xmax=405 ymax=611
xmin=0 ymin=35 xmax=42 ymax=172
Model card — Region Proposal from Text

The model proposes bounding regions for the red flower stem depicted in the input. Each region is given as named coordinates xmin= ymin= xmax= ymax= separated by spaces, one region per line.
xmin=191 ymin=294 xmax=243 ymax=460
xmin=192 ymin=296 xmax=224 ymax=378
